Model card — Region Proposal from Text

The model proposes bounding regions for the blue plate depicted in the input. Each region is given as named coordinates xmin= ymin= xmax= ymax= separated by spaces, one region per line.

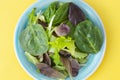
xmin=14 ymin=0 xmax=106 ymax=80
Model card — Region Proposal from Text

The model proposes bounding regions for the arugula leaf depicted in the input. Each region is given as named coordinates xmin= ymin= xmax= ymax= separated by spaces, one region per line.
xmin=74 ymin=20 xmax=103 ymax=53
xmin=28 ymin=8 xmax=37 ymax=24
xmin=53 ymin=3 xmax=69 ymax=25
xmin=43 ymin=2 xmax=69 ymax=26
xmin=43 ymin=2 xmax=58 ymax=23
xmin=25 ymin=52 xmax=39 ymax=65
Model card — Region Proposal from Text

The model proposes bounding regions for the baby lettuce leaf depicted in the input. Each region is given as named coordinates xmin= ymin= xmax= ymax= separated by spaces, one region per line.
xmin=49 ymin=37 xmax=75 ymax=65
xmin=19 ymin=24 xmax=49 ymax=56
xmin=25 ymin=52 xmax=39 ymax=65
xmin=55 ymin=23 xmax=70 ymax=36
xmin=43 ymin=53 xmax=51 ymax=66
xmin=73 ymin=50 xmax=88 ymax=60
xmin=53 ymin=3 xmax=69 ymax=25
xmin=69 ymin=3 xmax=86 ymax=26
xmin=43 ymin=2 xmax=58 ymax=23
xmin=59 ymin=50 xmax=71 ymax=58
xmin=36 ymin=63 xmax=66 ymax=79
xmin=69 ymin=58 xmax=80 ymax=77
xmin=60 ymin=56 xmax=73 ymax=80
xmin=78 ymin=58 xmax=88 ymax=64
xmin=74 ymin=20 xmax=103 ymax=53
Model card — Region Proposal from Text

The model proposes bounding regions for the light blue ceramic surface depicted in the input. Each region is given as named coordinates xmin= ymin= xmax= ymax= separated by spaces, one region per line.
xmin=14 ymin=0 xmax=106 ymax=80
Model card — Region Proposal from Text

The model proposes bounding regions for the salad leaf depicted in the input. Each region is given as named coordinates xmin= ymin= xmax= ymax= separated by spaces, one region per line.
xmin=49 ymin=37 xmax=76 ymax=65
xmin=19 ymin=24 xmax=49 ymax=56
xmin=79 ymin=58 xmax=88 ymax=64
xmin=60 ymin=56 xmax=73 ymax=80
xmin=69 ymin=58 xmax=80 ymax=77
xmin=36 ymin=63 xmax=66 ymax=79
xmin=43 ymin=2 xmax=58 ymax=23
xmin=37 ymin=11 xmax=46 ymax=22
xmin=74 ymin=20 xmax=103 ymax=53
xmin=66 ymin=21 xmax=75 ymax=38
xmin=28 ymin=8 xmax=37 ymax=24
xmin=55 ymin=23 xmax=70 ymax=36
xmin=43 ymin=53 xmax=51 ymax=66
xmin=59 ymin=50 xmax=71 ymax=58
xmin=69 ymin=3 xmax=86 ymax=26
xmin=53 ymin=3 xmax=69 ymax=25
xmin=73 ymin=50 xmax=88 ymax=60
xmin=25 ymin=52 xmax=39 ymax=65
xmin=37 ymin=19 xmax=48 ymax=28
xmin=46 ymin=15 xmax=56 ymax=38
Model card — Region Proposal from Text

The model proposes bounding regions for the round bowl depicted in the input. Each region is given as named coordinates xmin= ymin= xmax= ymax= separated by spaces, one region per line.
xmin=14 ymin=0 xmax=106 ymax=80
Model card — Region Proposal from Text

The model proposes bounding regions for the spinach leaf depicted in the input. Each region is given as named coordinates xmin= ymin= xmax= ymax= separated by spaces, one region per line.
xmin=74 ymin=20 xmax=103 ymax=53
xmin=53 ymin=3 xmax=69 ymax=25
xmin=19 ymin=24 xmax=49 ymax=56
xmin=43 ymin=2 xmax=58 ymax=23
xmin=69 ymin=3 xmax=86 ymax=26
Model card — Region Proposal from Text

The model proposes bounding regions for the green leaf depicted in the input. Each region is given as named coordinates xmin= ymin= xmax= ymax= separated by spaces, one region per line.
xmin=79 ymin=58 xmax=88 ymax=64
xmin=66 ymin=21 xmax=75 ymax=38
xmin=49 ymin=37 xmax=76 ymax=65
xmin=28 ymin=8 xmax=37 ymax=24
xmin=25 ymin=52 xmax=39 ymax=65
xmin=43 ymin=2 xmax=58 ymax=23
xmin=46 ymin=15 xmax=55 ymax=38
xmin=74 ymin=50 xmax=88 ymax=60
xmin=19 ymin=24 xmax=49 ymax=56
xmin=74 ymin=20 xmax=103 ymax=53
xmin=53 ymin=3 xmax=69 ymax=25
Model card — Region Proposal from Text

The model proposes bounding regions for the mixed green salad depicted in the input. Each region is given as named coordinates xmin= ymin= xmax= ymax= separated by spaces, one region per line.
xmin=19 ymin=2 xmax=103 ymax=80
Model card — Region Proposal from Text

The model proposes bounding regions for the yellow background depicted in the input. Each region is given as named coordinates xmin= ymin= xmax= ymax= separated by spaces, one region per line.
xmin=0 ymin=0 xmax=120 ymax=80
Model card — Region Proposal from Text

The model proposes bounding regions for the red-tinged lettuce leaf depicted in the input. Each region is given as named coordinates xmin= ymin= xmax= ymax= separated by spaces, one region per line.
xmin=69 ymin=58 xmax=80 ymax=77
xmin=59 ymin=50 xmax=71 ymax=58
xmin=69 ymin=3 xmax=86 ymax=26
xmin=60 ymin=56 xmax=73 ymax=80
xmin=36 ymin=63 xmax=66 ymax=79
xmin=43 ymin=53 xmax=51 ymax=66
xmin=37 ymin=19 xmax=48 ymax=29
xmin=55 ymin=24 xmax=70 ymax=36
